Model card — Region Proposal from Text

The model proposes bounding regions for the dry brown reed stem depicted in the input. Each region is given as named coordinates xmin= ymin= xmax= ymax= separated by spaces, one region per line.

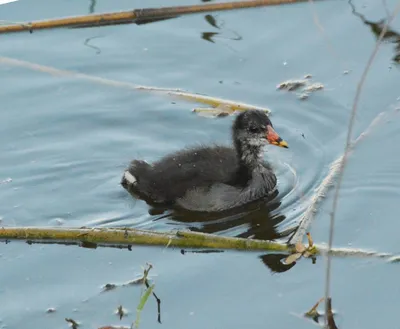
xmin=0 ymin=227 xmax=399 ymax=262
xmin=0 ymin=56 xmax=271 ymax=113
xmin=288 ymin=111 xmax=389 ymax=245
xmin=323 ymin=2 xmax=400 ymax=323
xmin=0 ymin=0 xmax=313 ymax=34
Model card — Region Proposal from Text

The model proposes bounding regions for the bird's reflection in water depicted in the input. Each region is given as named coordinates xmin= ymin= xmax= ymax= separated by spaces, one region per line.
xmin=349 ymin=0 xmax=400 ymax=64
xmin=127 ymin=187 xmax=298 ymax=274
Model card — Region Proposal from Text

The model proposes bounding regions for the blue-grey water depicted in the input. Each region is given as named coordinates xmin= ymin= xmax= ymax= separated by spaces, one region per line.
xmin=1 ymin=0 xmax=400 ymax=328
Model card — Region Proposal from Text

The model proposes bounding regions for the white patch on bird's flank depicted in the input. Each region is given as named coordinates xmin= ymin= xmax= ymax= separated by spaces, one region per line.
xmin=124 ymin=171 xmax=137 ymax=185
xmin=0 ymin=0 xmax=18 ymax=5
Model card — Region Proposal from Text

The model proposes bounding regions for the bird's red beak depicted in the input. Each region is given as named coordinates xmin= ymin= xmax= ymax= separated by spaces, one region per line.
xmin=266 ymin=125 xmax=289 ymax=148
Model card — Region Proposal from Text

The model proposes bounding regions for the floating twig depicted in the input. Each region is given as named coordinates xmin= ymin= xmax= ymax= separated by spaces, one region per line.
xmin=0 ymin=56 xmax=271 ymax=116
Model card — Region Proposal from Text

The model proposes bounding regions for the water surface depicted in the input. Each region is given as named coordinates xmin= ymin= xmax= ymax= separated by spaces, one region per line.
xmin=1 ymin=0 xmax=400 ymax=328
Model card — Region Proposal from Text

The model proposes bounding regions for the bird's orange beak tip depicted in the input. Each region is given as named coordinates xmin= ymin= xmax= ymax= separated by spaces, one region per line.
xmin=266 ymin=125 xmax=289 ymax=149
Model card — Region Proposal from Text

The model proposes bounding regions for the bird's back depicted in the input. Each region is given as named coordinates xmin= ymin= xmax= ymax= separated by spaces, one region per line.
xmin=126 ymin=144 xmax=240 ymax=203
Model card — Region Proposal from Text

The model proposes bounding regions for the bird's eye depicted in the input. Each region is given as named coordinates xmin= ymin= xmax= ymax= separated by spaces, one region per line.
xmin=249 ymin=126 xmax=258 ymax=133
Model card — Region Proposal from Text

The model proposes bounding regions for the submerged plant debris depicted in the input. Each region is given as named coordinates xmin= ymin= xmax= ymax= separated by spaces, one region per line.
xmin=102 ymin=264 xmax=157 ymax=293
xmin=132 ymin=263 xmax=161 ymax=328
xmin=304 ymin=297 xmax=324 ymax=322
xmin=65 ymin=318 xmax=80 ymax=329
xmin=101 ymin=276 xmax=145 ymax=292
xmin=82 ymin=264 xmax=161 ymax=329
xmin=277 ymin=75 xmax=324 ymax=100
xmin=116 ymin=305 xmax=128 ymax=320
xmin=303 ymin=297 xmax=339 ymax=329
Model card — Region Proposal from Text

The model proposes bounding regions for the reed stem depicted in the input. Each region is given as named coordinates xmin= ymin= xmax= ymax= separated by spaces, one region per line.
xmin=0 ymin=56 xmax=271 ymax=114
xmin=0 ymin=0 xmax=312 ymax=34
xmin=1 ymin=226 xmax=399 ymax=262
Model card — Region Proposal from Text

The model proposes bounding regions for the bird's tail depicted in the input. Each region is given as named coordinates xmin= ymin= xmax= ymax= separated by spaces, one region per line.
xmin=121 ymin=160 xmax=151 ymax=189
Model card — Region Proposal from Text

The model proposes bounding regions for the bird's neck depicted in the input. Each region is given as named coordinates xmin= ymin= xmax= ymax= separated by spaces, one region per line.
xmin=235 ymin=140 xmax=263 ymax=169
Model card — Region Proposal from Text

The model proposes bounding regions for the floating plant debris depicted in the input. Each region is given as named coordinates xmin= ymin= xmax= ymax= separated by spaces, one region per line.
xmin=303 ymin=82 xmax=324 ymax=93
xmin=277 ymin=79 xmax=308 ymax=91
xmin=284 ymin=232 xmax=316 ymax=265
xmin=304 ymin=297 xmax=324 ymax=322
xmin=65 ymin=318 xmax=79 ymax=329
xmin=277 ymin=76 xmax=324 ymax=100
xmin=0 ymin=178 xmax=12 ymax=184
xmin=102 ymin=283 xmax=117 ymax=291
xmin=115 ymin=305 xmax=128 ymax=320
xmin=303 ymin=297 xmax=338 ymax=328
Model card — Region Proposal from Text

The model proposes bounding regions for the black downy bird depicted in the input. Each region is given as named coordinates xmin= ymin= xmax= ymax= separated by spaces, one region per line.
xmin=121 ymin=110 xmax=288 ymax=212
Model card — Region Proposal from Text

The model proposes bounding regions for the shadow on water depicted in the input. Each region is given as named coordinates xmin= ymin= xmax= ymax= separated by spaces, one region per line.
xmin=84 ymin=0 xmax=176 ymax=54
xmin=89 ymin=0 xmax=96 ymax=14
xmin=201 ymin=14 xmax=242 ymax=44
xmin=124 ymin=185 xmax=299 ymax=274
xmin=86 ymin=0 xmax=241 ymax=47
xmin=84 ymin=36 xmax=103 ymax=54
xmin=349 ymin=0 xmax=400 ymax=64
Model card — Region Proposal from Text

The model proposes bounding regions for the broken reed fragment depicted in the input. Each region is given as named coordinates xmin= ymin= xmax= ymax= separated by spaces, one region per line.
xmin=276 ymin=76 xmax=324 ymax=99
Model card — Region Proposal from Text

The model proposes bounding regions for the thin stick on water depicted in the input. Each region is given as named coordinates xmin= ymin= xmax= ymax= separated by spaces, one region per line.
xmin=0 ymin=56 xmax=271 ymax=115
xmin=323 ymin=2 xmax=400 ymax=325
xmin=288 ymin=111 xmax=389 ymax=245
